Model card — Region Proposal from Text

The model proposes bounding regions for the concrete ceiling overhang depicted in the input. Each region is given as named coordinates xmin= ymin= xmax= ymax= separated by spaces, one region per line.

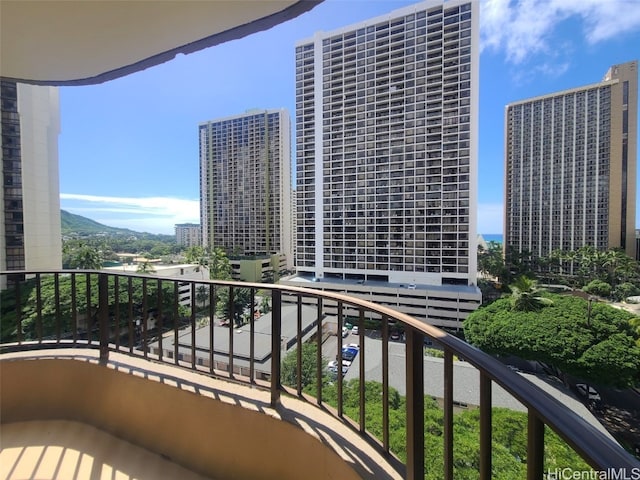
xmin=0 ymin=0 xmax=322 ymax=86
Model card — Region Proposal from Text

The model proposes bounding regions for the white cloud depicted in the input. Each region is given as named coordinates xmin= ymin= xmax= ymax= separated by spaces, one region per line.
xmin=477 ymin=202 xmax=504 ymax=234
xmin=60 ymin=193 xmax=199 ymax=234
xmin=481 ymin=0 xmax=640 ymax=64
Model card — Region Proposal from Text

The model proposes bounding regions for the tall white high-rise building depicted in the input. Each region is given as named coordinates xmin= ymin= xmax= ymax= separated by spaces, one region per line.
xmin=285 ymin=0 xmax=481 ymax=329
xmin=1 ymin=81 xmax=62 ymax=287
xmin=199 ymin=109 xmax=293 ymax=271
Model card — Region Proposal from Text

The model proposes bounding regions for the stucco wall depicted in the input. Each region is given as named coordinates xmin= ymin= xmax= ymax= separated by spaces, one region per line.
xmin=1 ymin=358 xmax=360 ymax=480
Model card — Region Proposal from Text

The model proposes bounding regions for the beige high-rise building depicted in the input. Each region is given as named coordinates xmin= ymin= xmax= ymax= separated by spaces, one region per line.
xmin=175 ymin=223 xmax=201 ymax=248
xmin=199 ymin=109 xmax=293 ymax=271
xmin=505 ymin=61 xmax=638 ymax=261
xmin=1 ymin=81 xmax=62 ymax=287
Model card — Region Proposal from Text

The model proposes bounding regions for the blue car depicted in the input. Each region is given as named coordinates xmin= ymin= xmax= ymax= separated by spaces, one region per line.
xmin=341 ymin=346 xmax=359 ymax=363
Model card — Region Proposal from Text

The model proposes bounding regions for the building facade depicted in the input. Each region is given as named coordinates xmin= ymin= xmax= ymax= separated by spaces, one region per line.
xmin=505 ymin=61 xmax=638 ymax=261
xmin=199 ymin=109 xmax=293 ymax=272
xmin=1 ymin=81 xmax=62 ymax=287
xmin=175 ymin=223 xmax=201 ymax=247
xmin=286 ymin=0 xmax=481 ymax=329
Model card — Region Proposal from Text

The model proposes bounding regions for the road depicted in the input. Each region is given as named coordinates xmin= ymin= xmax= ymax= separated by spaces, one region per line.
xmin=322 ymin=330 xmax=612 ymax=438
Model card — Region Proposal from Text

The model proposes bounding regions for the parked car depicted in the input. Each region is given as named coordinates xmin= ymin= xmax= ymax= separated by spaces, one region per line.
xmin=341 ymin=346 xmax=359 ymax=363
xmin=341 ymin=326 xmax=349 ymax=337
xmin=327 ymin=360 xmax=349 ymax=375
xmin=351 ymin=325 xmax=359 ymax=335
xmin=576 ymin=383 xmax=601 ymax=402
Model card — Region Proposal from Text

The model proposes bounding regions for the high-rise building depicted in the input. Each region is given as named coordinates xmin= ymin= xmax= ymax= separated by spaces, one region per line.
xmin=199 ymin=109 xmax=293 ymax=272
xmin=175 ymin=223 xmax=201 ymax=247
xmin=291 ymin=189 xmax=298 ymax=267
xmin=1 ymin=81 xmax=62 ymax=287
xmin=505 ymin=61 xmax=638 ymax=262
xmin=285 ymin=0 xmax=481 ymax=329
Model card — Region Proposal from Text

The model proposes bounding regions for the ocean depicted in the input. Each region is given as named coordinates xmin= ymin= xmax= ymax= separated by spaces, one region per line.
xmin=481 ymin=233 xmax=503 ymax=244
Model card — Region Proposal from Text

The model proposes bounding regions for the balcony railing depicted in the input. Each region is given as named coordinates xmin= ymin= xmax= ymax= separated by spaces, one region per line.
xmin=1 ymin=270 xmax=638 ymax=479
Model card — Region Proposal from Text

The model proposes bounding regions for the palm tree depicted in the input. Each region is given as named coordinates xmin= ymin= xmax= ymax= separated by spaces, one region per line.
xmin=196 ymin=285 xmax=209 ymax=309
xmin=477 ymin=241 xmax=506 ymax=281
xmin=209 ymin=247 xmax=232 ymax=280
xmin=216 ymin=287 xmax=253 ymax=327
xmin=602 ymin=249 xmax=637 ymax=286
xmin=509 ymin=276 xmax=553 ymax=312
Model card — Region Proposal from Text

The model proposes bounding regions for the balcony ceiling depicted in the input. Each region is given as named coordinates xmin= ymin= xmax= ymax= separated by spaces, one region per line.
xmin=0 ymin=0 xmax=321 ymax=86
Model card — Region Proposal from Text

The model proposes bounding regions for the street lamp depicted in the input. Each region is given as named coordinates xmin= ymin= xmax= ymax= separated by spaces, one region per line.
xmin=587 ymin=296 xmax=594 ymax=327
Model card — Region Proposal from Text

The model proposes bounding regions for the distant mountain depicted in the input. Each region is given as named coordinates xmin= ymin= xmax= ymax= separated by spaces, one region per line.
xmin=61 ymin=210 xmax=172 ymax=241
xmin=61 ymin=209 xmax=137 ymax=235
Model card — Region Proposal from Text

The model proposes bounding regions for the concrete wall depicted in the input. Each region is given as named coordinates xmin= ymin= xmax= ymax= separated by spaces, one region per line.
xmin=1 ymin=358 xmax=360 ymax=480
xmin=18 ymin=83 xmax=62 ymax=271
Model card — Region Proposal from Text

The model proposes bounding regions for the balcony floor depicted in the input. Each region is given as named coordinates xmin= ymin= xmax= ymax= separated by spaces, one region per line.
xmin=1 ymin=349 xmax=402 ymax=480
xmin=1 ymin=419 xmax=211 ymax=480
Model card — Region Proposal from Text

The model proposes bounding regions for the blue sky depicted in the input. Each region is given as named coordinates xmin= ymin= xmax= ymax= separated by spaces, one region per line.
xmin=59 ymin=0 xmax=640 ymax=235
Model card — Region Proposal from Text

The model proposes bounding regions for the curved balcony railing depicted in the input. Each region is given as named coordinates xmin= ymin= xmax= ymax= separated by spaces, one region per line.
xmin=1 ymin=270 xmax=638 ymax=479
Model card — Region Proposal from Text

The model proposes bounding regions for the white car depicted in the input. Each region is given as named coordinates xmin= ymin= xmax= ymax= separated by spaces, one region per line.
xmin=351 ymin=326 xmax=359 ymax=335
xmin=327 ymin=360 xmax=349 ymax=375
xmin=576 ymin=384 xmax=601 ymax=402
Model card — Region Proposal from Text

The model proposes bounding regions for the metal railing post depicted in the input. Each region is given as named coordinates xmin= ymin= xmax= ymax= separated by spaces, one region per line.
xmin=444 ymin=349 xmax=454 ymax=480
xmin=405 ymin=328 xmax=425 ymax=480
xmin=479 ymin=373 xmax=492 ymax=480
xmin=527 ymin=411 xmax=545 ymax=480
xmin=98 ymin=273 xmax=110 ymax=365
xmin=271 ymin=289 xmax=282 ymax=407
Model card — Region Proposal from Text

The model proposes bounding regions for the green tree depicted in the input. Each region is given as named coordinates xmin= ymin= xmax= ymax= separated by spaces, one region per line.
xmin=196 ymin=285 xmax=209 ymax=310
xmin=477 ymin=241 xmax=506 ymax=282
xmin=209 ymin=247 xmax=233 ymax=280
xmin=583 ymin=280 xmax=612 ymax=298
xmin=215 ymin=287 xmax=253 ymax=326
xmin=0 ymin=274 xmax=186 ymax=342
xmin=281 ymin=342 xmax=326 ymax=389
xmin=612 ymin=282 xmax=640 ymax=302
xmin=260 ymin=295 xmax=271 ymax=314
xmin=150 ymin=244 xmax=171 ymax=258
xmin=630 ymin=316 xmax=640 ymax=346
xmin=509 ymin=276 xmax=553 ymax=312
xmin=184 ymin=246 xmax=206 ymax=265
xmin=321 ymin=379 xmax=589 ymax=479
xmin=63 ymin=241 xmax=104 ymax=269
xmin=465 ymin=294 xmax=640 ymax=387
xmin=503 ymin=247 xmax=534 ymax=284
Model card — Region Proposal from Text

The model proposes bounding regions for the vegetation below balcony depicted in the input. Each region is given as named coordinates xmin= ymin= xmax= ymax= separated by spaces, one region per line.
xmin=465 ymin=293 xmax=640 ymax=388
xmin=282 ymin=344 xmax=591 ymax=478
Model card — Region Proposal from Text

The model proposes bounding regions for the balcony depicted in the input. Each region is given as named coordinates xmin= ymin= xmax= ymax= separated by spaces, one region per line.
xmin=1 ymin=270 xmax=638 ymax=479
